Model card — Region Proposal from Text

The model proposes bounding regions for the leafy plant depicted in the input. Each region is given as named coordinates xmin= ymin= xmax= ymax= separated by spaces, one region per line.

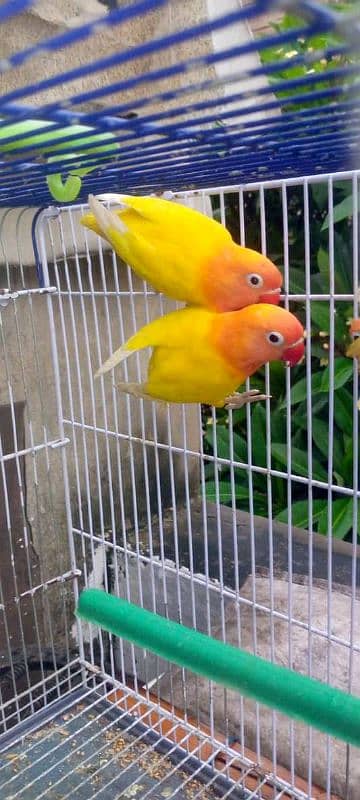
xmin=204 ymin=5 xmax=359 ymax=541
xmin=259 ymin=4 xmax=358 ymax=110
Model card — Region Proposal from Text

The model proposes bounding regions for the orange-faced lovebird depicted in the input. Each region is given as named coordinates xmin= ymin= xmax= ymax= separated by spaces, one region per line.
xmin=94 ymin=304 xmax=304 ymax=409
xmin=81 ymin=193 xmax=282 ymax=312
xmin=346 ymin=319 xmax=360 ymax=359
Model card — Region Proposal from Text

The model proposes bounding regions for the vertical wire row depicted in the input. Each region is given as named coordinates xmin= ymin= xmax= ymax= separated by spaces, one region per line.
xmin=15 ymin=174 xmax=359 ymax=800
xmin=345 ymin=172 xmax=359 ymax=795
xmin=259 ymin=184 xmax=277 ymax=775
xmin=281 ymin=181 xmax=296 ymax=791
xmin=325 ymin=177 xmax=335 ymax=800
xmin=239 ymin=187 xmax=262 ymax=761
xmin=303 ymin=178 xmax=315 ymax=795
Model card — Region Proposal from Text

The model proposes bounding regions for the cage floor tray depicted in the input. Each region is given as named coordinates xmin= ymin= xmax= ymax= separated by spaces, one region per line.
xmin=0 ymin=684 xmax=248 ymax=800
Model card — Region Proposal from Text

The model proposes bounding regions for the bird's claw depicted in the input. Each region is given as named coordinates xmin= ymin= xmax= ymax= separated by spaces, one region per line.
xmin=224 ymin=389 xmax=271 ymax=410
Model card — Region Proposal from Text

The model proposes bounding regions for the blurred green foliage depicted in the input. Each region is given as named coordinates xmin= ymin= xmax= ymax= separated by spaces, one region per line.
xmin=204 ymin=5 xmax=359 ymax=540
xmin=260 ymin=5 xmax=358 ymax=109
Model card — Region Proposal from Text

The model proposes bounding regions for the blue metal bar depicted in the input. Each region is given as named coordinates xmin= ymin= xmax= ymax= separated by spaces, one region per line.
xmin=3 ymin=59 xmax=354 ymax=152
xmin=0 ymin=130 xmax=354 ymax=192
xmin=0 ymin=0 xmax=35 ymax=23
xmin=0 ymin=120 xmax=356 ymax=184
xmin=0 ymin=18 xmax=339 ymax=110
xmin=0 ymin=0 xmax=357 ymax=204
xmin=0 ymin=0 xmax=168 ymax=72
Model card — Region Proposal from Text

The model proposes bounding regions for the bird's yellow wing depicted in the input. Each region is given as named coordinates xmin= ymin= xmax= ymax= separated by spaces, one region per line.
xmin=81 ymin=194 xmax=232 ymax=304
xmin=89 ymin=192 xmax=230 ymax=236
xmin=145 ymin=344 xmax=241 ymax=405
xmin=95 ymin=307 xmax=213 ymax=378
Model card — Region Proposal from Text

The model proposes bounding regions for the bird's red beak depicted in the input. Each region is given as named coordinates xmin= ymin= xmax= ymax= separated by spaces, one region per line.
xmin=282 ymin=338 xmax=305 ymax=366
xmin=259 ymin=288 xmax=281 ymax=305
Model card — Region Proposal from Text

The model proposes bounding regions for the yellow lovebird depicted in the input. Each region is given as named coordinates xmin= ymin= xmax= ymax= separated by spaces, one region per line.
xmin=81 ymin=193 xmax=282 ymax=311
xmin=95 ymin=304 xmax=304 ymax=408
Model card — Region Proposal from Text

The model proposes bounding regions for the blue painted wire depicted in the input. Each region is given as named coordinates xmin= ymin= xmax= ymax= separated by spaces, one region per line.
xmin=0 ymin=18 xmax=335 ymax=110
xmin=0 ymin=72 xmax=356 ymax=163
xmin=0 ymin=0 xmax=168 ymax=72
xmin=0 ymin=0 xmax=35 ymax=23
xmin=0 ymin=0 xmax=357 ymax=204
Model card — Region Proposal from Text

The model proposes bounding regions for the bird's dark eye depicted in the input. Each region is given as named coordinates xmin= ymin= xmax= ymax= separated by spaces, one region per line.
xmin=246 ymin=273 xmax=263 ymax=288
xmin=266 ymin=331 xmax=284 ymax=346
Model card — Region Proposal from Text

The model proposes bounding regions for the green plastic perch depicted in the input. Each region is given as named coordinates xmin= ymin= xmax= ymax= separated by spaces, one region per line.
xmin=77 ymin=588 xmax=360 ymax=748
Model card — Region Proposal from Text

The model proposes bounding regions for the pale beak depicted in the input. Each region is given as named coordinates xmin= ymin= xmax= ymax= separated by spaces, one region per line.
xmin=259 ymin=287 xmax=281 ymax=305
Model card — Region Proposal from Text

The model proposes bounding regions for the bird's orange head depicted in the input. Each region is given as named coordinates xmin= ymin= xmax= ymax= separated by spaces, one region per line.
xmin=214 ymin=303 xmax=305 ymax=375
xmin=202 ymin=243 xmax=283 ymax=312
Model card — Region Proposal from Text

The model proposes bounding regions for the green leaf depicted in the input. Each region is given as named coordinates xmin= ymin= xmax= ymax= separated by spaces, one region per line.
xmin=285 ymin=370 xmax=325 ymax=406
xmin=311 ymin=342 xmax=329 ymax=360
xmin=319 ymin=232 xmax=354 ymax=294
xmin=276 ymin=499 xmax=326 ymax=527
xmin=204 ymin=462 xmax=225 ymax=481
xmin=333 ymin=180 xmax=354 ymax=196
xmin=294 ymin=395 xmax=329 ymax=426
xmin=272 ymin=342 xmax=353 ymax=414
xmin=321 ymin=192 xmax=359 ymax=230
xmin=334 ymin=387 xmax=353 ymax=437
xmin=317 ymin=498 xmax=357 ymax=539
xmin=205 ymin=480 xmax=249 ymax=504
xmin=333 ymin=231 xmax=353 ymax=294
xmin=311 ymin=417 xmax=344 ymax=473
xmin=270 ymin=407 xmax=287 ymax=443
xmin=288 ymin=268 xmax=306 ymax=294
xmin=228 ymin=405 xmax=246 ymax=427
xmin=292 ymin=428 xmax=306 ymax=449
xmin=333 ymin=472 xmax=345 ymax=488
xmin=311 ymin=301 xmax=330 ymax=332
xmin=269 ymin=361 xmax=288 ymax=396
xmin=320 ymin=358 xmax=354 ymax=392
xmin=310 ymin=418 xmax=329 ymax=459
xmin=317 ymin=246 xmax=329 ymax=286
xmin=205 ymin=427 xmax=247 ymax=464
xmin=311 ymin=182 xmax=329 ymax=211
xmin=335 ymin=306 xmax=351 ymax=344
xmin=311 ymin=271 xmax=327 ymax=294
xmin=343 ymin=449 xmax=357 ymax=487
xmin=271 ymin=443 xmax=328 ymax=482
xmin=311 ymin=395 xmax=331 ymax=416
xmin=251 ymin=404 xmax=267 ymax=468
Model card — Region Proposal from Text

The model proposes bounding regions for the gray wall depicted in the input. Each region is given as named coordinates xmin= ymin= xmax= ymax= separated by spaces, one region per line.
xmin=0 ymin=205 xmax=201 ymax=642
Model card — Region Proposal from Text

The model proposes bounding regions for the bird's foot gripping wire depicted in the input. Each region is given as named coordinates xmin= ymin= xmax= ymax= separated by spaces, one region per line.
xmin=224 ymin=389 xmax=270 ymax=410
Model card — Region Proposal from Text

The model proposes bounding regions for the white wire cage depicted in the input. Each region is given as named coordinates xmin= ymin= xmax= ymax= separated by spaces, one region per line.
xmin=0 ymin=170 xmax=358 ymax=800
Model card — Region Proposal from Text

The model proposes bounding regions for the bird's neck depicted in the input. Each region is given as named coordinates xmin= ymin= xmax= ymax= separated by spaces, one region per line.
xmin=211 ymin=314 xmax=263 ymax=378
xmin=201 ymin=242 xmax=245 ymax=312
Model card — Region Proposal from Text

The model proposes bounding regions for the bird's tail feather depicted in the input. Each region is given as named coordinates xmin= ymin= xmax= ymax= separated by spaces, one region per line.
xmin=94 ymin=193 xmax=130 ymax=205
xmin=94 ymin=319 xmax=160 ymax=379
xmin=88 ymin=194 xmax=128 ymax=236
xmin=95 ymin=345 xmax=133 ymax=378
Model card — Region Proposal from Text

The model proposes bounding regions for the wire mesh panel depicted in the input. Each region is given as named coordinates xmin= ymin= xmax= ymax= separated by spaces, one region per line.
xmin=0 ymin=0 xmax=357 ymax=205
xmin=0 ymin=209 xmax=83 ymax=735
xmin=15 ymin=172 xmax=355 ymax=800
xmin=0 ymin=1 xmax=359 ymax=800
